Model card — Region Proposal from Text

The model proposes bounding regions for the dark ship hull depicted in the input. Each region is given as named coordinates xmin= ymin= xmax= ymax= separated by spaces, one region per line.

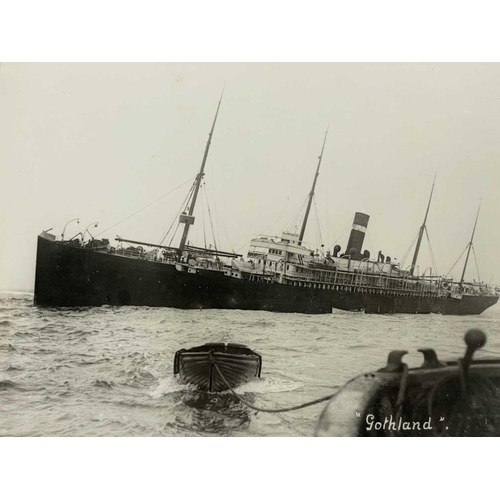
xmin=34 ymin=236 xmax=498 ymax=315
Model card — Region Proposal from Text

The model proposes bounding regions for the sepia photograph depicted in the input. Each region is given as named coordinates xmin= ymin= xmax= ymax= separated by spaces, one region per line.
xmin=2 ymin=61 xmax=500 ymax=439
xmin=2 ymin=2 xmax=500 ymax=496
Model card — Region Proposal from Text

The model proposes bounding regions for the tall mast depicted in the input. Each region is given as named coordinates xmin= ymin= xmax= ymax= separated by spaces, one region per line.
xmin=298 ymin=126 xmax=329 ymax=245
xmin=460 ymin=199 xmax=481 ymax=285
xmin=178 ymin=89 xmax=224 ymax=255
xmin=410 ymin=172 xmax=436 ymax=275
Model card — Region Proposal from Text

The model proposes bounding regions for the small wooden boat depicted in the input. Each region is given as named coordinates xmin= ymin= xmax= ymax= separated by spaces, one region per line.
xmin=173 ymin=343 xmax=262 ymax=392
xmin=316 ymin=329 xmax=500 ymax=437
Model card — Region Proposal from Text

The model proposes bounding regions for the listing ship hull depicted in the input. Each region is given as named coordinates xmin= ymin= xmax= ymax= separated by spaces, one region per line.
xmin=34 ymin=236 xmax=498 ymax=315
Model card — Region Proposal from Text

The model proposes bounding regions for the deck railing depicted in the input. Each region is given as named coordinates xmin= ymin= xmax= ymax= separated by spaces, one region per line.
xmin=277 ymin=267 xmax=446 ymax=296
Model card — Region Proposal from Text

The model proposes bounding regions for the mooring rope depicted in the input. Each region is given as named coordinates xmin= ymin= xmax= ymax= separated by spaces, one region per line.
xmin=209 ymin=354 xmax=336 ymax=413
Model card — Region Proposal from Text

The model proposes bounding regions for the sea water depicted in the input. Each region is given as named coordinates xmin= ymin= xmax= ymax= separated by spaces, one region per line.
xmin=1 ymin=291 xmax=500 ymax=436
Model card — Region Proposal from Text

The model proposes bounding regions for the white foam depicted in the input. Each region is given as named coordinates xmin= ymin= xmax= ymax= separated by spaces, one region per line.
xmin=233 ymin=377 xmax=303 ymax=395
xmin=148 ymin=375 xmax=192 ymax=398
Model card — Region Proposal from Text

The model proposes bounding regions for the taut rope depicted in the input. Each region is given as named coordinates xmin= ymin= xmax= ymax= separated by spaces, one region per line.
xmin=209 ymin=352 xmax=336 ymax=414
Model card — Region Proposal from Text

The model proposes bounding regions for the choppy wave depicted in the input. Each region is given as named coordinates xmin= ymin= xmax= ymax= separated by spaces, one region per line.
xmin=234 ymin=377 xmax=304 ymax=394
xmin=0 ymin=379 xmax=17 ymax=390
xmin=6 ymin=365 xmax=23 ymax=371
xmin=148 ymin=375 xmax=193 ymax=398
xmin=94 ymin=379 xmax=116 ymax=389
xmin=1 ymin=290 xmax=500 ymax=436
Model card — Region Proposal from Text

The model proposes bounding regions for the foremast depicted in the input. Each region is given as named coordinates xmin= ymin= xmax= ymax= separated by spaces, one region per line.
xmin=298 ymin=127 xmax=329 ymax=245
xmin=409 ymin=172 xmax=436 ymax=275
xmin=460 ymin=199 xmax=481 ymax=286
xmin=178 ymin=89 xmax=224 ymax=257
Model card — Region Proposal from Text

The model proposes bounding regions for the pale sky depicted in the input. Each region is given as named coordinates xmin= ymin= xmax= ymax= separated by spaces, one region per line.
xmin=2 ymin=62 xmax=500 ymax=291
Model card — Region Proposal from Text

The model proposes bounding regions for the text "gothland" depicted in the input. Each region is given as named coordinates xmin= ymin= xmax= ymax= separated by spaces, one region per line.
xmin=366 ymin=414 xmax=433 ymax=432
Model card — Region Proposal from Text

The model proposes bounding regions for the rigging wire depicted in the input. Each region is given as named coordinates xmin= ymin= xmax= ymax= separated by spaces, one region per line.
xmin=274 ymin=198 xmax=307 ymax=235
xmin=445 ymin=245 xmax=468 ymax=278
xmin=222 ymin=220 xmax=236 ymax=254
xmin=325 ymin=164 xmax=331 ymax=249
xmin=203 ymin=180 xmax=219 ymax=252
xmin=400 ymin=232 xmax=419 ymax=269
xmin=326 ymin=220 xmax=337 ymax=247
xmin=44 ymin=218 xmax=79 ymax=233
xmin=285 ymin=197 xmax=309 ymax=234
xmin=168 ymin=222 xmax=181 ymax=248
xmin=159 ymin=208 xmax=181 ymax=247
xmin=203 ymin=180 xmax=220 ymax=251
xmin=201 ymin=186 xmax=207 ymax=249
xmin=472 ymin=245 xmax=482 ymax=284
xmin=164 ymin=182 xmax=196 ymax=249
xmin=214 ymin=208 xmax=236 ymax=254
xmin=158 ymin=181 xmax=196 ymax=247
xmin=331 ymin=218 xmax=352 ymax=249
xmin=209 ymin=158 xmax=222 ymax=253
xmin=424 ymin=226 xmax=439 ymax=275
xmin=366 ymin=231 xmax=376 ymax=258
xmin=313 ymin=197 xmax=323 ymax=251
xmin=234 ymin=196 xmax=311 ymax=253
xmin=94 ymin=176 xmax=196 ymax=238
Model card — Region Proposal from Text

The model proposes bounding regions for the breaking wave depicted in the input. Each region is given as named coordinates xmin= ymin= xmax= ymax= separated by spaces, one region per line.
xmin=1 ymin=290 xmax=499 ymax=436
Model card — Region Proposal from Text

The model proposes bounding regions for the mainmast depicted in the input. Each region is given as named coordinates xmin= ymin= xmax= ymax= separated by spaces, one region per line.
xmin=409 ymin=172 xmax=436 ymax=275
xmin=459 ymin=199 xmax=481 ymax=285
xmin=298 ymin=127 xmax=329 ymax=245
xmin=178 ymin=90 xmax=224 ymax=256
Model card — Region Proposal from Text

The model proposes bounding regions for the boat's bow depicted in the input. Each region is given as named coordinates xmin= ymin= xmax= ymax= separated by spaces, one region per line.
xmin=174 ymin=343 xmax=262 ymax=392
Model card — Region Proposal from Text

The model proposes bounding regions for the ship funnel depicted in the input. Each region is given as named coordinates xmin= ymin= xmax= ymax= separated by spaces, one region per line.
xmin=346 ymin=212 xmax=370 ymax=260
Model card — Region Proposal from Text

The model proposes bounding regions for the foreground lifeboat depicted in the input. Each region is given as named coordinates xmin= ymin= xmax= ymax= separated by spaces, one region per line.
xmin=173 ymin=343 xmax=262 ymax=393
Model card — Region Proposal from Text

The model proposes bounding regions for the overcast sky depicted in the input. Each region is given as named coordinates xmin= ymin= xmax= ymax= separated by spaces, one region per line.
xmin=2 ymin=62 xmax=500 ymax=291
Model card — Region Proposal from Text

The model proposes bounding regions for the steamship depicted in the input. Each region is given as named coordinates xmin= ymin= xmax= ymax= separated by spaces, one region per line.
xmin=34 ymin=96 xmax=499 ymax=315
